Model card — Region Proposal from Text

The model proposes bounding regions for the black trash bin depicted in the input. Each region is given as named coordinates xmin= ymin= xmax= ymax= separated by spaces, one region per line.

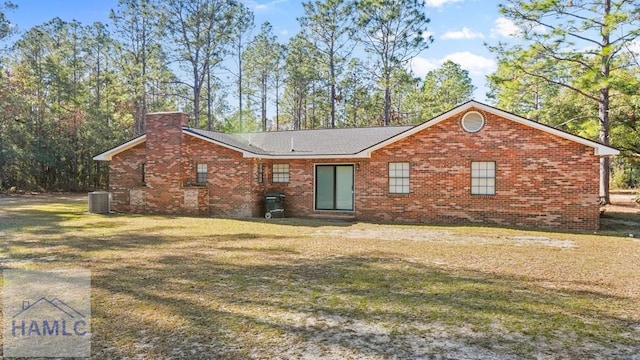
xmin=264 ymin=191 xmax=285 ymax=219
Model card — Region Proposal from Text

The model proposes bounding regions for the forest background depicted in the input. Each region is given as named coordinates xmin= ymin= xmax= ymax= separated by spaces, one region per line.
xmin=0 ymin=0 xmax=638 ymax=202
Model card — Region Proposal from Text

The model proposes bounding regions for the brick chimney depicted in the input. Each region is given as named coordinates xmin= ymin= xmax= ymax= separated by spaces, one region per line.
xmin=144 ymin=112 xmax=188 ymax=214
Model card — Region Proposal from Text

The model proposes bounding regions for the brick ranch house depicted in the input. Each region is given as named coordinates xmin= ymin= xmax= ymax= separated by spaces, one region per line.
xmin=93 ymin=100 xmax=618 ymax=230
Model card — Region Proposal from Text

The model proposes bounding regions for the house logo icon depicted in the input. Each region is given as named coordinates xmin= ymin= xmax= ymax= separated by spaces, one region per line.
xmin=11 ymin=297 xmax=88 ymax=337
xmin=3 ymin=269 xmax=91 ymax=358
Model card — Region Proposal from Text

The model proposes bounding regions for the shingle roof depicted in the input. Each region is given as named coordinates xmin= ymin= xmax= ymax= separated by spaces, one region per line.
xmin=93 ymin=100 xmax=619 ymax=161
xmin=185 ymin=126 xmax=413 ymax=156
xmin=183 ymin=128 xmax=268 ymax=154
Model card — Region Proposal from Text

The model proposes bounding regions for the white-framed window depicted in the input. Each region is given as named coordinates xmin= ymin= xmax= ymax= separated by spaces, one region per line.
xmin=471 ymin=161 xmax=496 ymax=195
xmin=389 ymin=162 xmax=410 ymax=194
xmin=196 ymin=163 xmax=207 ymax=184
xmin=257 ymin=163 xmax=264 ymax=184
xmin=272 ymin=164 xmax=290 ymax=183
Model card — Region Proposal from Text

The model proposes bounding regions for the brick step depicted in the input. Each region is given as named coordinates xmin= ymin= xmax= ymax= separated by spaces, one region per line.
xmin=307 ymin=213 xmax=357 ymax=222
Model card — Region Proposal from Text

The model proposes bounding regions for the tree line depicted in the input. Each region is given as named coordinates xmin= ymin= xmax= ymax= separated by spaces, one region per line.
xmin=488 ymin=0 xmax=640 ymax=200
xmin=0 ymin=0 xmax=638 ymax=197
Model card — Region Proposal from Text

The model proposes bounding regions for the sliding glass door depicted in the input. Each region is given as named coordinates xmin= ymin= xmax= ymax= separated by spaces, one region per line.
xmin=315 ymin=165 xmax=354 ymax=211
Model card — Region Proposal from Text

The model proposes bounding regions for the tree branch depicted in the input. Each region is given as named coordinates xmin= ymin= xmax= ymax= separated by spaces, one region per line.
xmin=511 ymin=8 xmax=602 ymax=47
xmin=516 ymin=66 xmax=599 ymax=103
xmin=536 ymin=42 xmax=594 ymax=69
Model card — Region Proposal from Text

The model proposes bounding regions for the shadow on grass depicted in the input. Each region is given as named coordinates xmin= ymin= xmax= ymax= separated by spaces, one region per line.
xmin=0 ymin=206 xmax=85 ymax=234
xmin=87 ymin=252 xmax=639 ymax=359
xmin=1 ymin=232 xmax=297 ymax=266
xmin=600 ymin=211 xmax=640 ymax=234
xmin=3 ymin=195 xmax=638 ymax=238
xmin=1 ymin=196 xmax=639 ymax=358
xmin=225 ymin=216 xmax=357 ymax=228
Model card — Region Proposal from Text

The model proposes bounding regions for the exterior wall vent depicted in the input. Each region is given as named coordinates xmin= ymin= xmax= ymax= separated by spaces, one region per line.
xmin=461 ymin=111 xmax=485 ymax=133
xmin=88 ymin=191 xmax=111 ymax=214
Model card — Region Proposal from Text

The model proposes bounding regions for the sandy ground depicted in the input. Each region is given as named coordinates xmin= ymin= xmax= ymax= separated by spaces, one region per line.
xmin=1 ymin=192 xmax=639 ymax=359
xmin=1 ymin=191 xmax=638 ymax=229
xmin=0 ymin=192 xmax=86 ymax=203
xmin=608 ymin=193 xmax=640 ymax=212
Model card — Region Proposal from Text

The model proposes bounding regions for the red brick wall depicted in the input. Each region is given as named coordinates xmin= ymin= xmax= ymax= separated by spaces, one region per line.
xmin=356 ymin=108 xmax=599 ymax=230
xmin=109 ymin=142 xmax=146 ymax=212
xmin=108 ymin=108 xmax=601 ymax=230
xmin=108 ymin=112 xmax=261 ymax=217
xmin=182 ymin=136 xmax=257 ymax=217
xmin=259 ymin=108 xmax=599 ymax=230
xmin=144 ymin=112 xmax=189 ymax=214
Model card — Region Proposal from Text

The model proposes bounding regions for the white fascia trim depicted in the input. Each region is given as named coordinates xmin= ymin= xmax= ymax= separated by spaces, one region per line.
xmin=594 ymin=146 xmax=620 ymax=156
xmin=93 ymin=135 xmax=146 ymax=161
xmin=364 ymin=101 xmax=619 ymax=157
xmin=363 ymin=104 xmax=474 ymax=156
xmin=471 ymin=102 xmax=620 ymax=156
xmin=244 ymin=153 xmax=371 ymax=160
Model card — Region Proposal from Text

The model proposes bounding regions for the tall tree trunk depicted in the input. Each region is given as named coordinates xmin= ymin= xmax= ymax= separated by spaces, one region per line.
xmin=238 ymin=40 xmax=243 ymax=130
xmin=275 ymin=75 xmax=280 ymax=131
xmin=141 ymin=14 xmax=147 ymax=133
xmin=207 ymin=67 xmax=213 ymax=130
xmin=261 ymin=75 xmax=267 ymax=131
xmin=207 ymin=30 xmax=213 ymax=131
xmin=295 ymin=88 xmax=303 ymax=130
xmin=384 ymin=85 xmax=391 ymax=126
xmin=193 ymin=86 xmax=200 ymax=128
xmin=352 ymin=98 xmax=358 ymax=127
xmin=330 ymin=53 xmax=336 ymax=128
xmin=311 ymin=83 xmax=315 ymax=129
xmin=192 ymin=55 xmax=201 ymax=128
xmin=599 ymin=0 xmax=611 ymax=204
xmin=599 ymin=89 xmax=610 ymax=203
xmin=304 ymin=92 xmax=308 ymax=129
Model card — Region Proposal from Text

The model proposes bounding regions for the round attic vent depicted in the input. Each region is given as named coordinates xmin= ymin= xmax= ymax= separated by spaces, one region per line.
xmin=461 ymin=111 xmax=485 ymax=133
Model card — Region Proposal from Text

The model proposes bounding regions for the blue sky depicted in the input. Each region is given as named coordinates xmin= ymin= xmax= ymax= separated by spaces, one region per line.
xmin=8 ymin=0 xmax=524 ymax=100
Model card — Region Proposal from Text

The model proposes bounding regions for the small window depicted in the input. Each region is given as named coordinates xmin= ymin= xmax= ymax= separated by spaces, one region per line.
xmin=196 ymin=163 xmax=207 ymax=184
xmin=389 ymin=162 xmax=410 ymax=194
xmin=461 ymin=111 xmax=485 ymax=133
xmin=471 ymin=161 xmax=495 ymax=195
xmin=141 ymin=163 xmax=146 ymax=185
xmin=257 ymin=163 xmax=264 ymax=184
xmin=272 ymin=164 xmax=289 ymax=183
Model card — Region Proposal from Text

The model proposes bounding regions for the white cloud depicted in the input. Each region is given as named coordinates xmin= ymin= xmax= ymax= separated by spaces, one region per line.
xmin=491 ymin=17 xmax=521 ymax=38
xmin=443 ymin=52 xmax=497 ymax=77
xmin=441 ymin=27 xmax=484 ymax=40
xmin=629 ymin=40 xmax=640 ymax=54
xmin=424 ymin=0 xmax=463 ymax=7
xmin=408 ymin=56 xmax=439 ymax=78
xmin=242 ymin=0 xmax=288 ymax=12
xmin=422 ymin=31 xmax=435 ymax=41
xmin=409 ymin=52 xmax=496 ymax=78
xmin=531 ymin=24 xmax=547 ymax=34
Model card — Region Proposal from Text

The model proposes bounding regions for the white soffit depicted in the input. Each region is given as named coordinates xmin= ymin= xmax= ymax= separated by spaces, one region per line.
xmin=93 ymin=135 xmax=146 ymax=161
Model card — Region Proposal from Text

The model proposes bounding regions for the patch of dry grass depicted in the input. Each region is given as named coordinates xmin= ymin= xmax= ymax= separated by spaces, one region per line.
xmin=1 ymin=195 xmax=639 ymax=359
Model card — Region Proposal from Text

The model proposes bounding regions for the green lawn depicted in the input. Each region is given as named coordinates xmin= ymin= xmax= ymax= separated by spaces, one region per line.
xmin=1 ymin=195 xmax=639 ymax=359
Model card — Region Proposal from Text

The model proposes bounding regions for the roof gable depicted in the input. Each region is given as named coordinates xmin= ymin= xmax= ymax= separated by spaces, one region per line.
xmin=367 ymin=100 xmax=619 ymax=157
xmin=93 ymin=135 xmax=146 ymax=161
